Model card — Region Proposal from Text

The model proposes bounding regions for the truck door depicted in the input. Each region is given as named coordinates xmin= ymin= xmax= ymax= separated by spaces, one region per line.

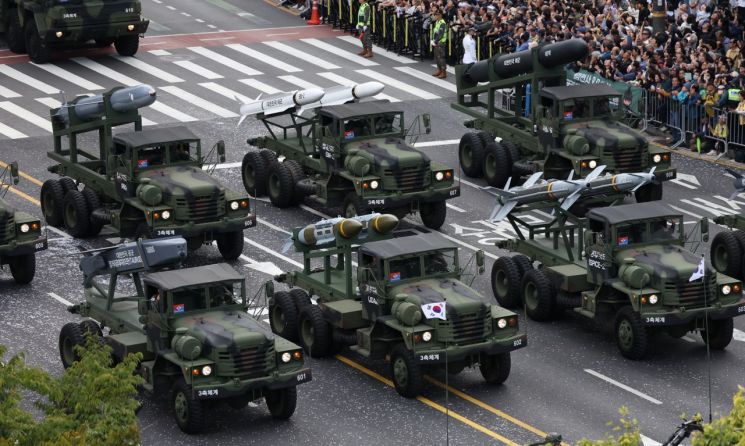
xmin=584 ymin=223 xmax=610 ymax=285
xmin=112 ymin=143 xmax=136 ymax=199
xmin=536 ymin=98 xmax=557 ymax=150
xmin=359 ymin=253 xmax=383 ymax=322
xmin=145 ymin=286 xmax=167 ymax=350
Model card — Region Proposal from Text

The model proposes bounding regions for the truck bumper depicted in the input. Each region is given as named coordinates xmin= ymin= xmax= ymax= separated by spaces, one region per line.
xmin=191 ymin=367 xmax=312 ymax=400
xmin=653 ymin=167 xmax=676 ymax=182
xmin=0 ymin=235 xmax=47 ymax=259
xmin=44 ymin=20 xmax=150 ymax=42
xmin=149 ymin=213 xmax=256 ymax=239
xmin=412 ymin=332 xmax=527 ymax=364
xmin=641 ymin=299 xmax=745 ymax=326
xmin=360 ymin=185 xmax=460 ymax=210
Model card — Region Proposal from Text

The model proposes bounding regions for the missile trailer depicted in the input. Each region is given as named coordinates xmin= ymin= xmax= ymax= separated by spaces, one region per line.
xmin=0 ymin=162 xmax=47 ymax=284
xmin=1 ymin=0 xmax=149 ymax=63
xmin=452 ymin=39 xmax=675 ymax=203
xmin=41 ymin=85 xmax=255 ymax=260
xmin=491 ymin=200 xmax=745 ymax=359
xmin=269 ymin=213 xmax=526 ymax=397
xmin=60 ymin=237 xmax=311 ymax=434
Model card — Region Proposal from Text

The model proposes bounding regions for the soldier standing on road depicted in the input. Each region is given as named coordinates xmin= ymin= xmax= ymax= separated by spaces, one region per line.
xmin=432 ymin=10 xmax=448 ymax=79
xmin=357 ymin=0 xmax=373 ymax=58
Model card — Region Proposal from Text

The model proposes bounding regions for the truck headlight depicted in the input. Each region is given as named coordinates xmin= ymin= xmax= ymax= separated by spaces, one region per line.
xmin=422 ymin=331 xmax=432 ymax=342
xmin=161 ymin=210 xmax=171 ymax=220
xmin=435 ymin=171 xmax=444 ymax=181
xmin=55 ymin=31 xmax=63 ymax=38
xmin=588 ymin=160 xmax=597 ymax=169
xmin=20 ymin=224 xmax=29 ymax=233
xmin=648 ymin=294 xmax=659 ymax=304
xmin=201 ymin=365 xmax=212 ymax=376
xmin=370 ymin=180 xmax=379 ymax=190
xmin=127 ymin=24 xmax=135 ymax=31
xmin=497 ymin=318 xmax=507 ymax=329
xmin=230 ymin=201 xmax=240 ymax=210
xmin=653 ymin=154 xmax=662 ymax=163
xmin=281 ymin=352 xmax=292 ymax=363
xmin=722 ymin=285 xmax=731 ymax=295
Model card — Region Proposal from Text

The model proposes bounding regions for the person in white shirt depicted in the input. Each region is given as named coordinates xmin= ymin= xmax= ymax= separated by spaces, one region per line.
xmin=462 ymin=26 xmax=477 ymax=64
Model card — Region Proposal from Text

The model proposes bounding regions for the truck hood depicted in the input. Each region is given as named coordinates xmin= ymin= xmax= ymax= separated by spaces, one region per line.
xmin=173 ymin=310 xmax=274 ymax=352
xmin=389 ymin=278 xmax=489 ymax=313
xmin=565 ymin=119 xmax=647 ymax=150
xmin=347 ymin=137 xmax=430 ymax=168
xmin=615 ymin=245 xmax=714 ymax=282
xmin=139 ymin=166 xmax=223 ymax=199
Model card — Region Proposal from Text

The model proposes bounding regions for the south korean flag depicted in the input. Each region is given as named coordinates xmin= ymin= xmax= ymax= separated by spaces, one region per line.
xmin=421 ymin=302 xmax=447 ymax=320
xmin=688 ymin=256 xmax=706 ymax=282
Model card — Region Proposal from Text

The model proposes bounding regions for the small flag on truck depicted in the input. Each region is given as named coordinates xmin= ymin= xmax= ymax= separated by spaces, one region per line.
xmin=689 ymin=256 xmax=705 ymax=282
xmin=421 ymin=302 xmax=447 ymax=320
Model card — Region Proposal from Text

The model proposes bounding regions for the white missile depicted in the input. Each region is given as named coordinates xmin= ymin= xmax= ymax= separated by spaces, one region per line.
xmin=725 ymin=168 xmax=745 ymax=199
xmin=570 ymin=167 xmax=657 ymax=210
xmin=237 ymin=88 xmax=324 ymax=125
xmin=298 ymin=81 xmax=385 ymax=113
xmin=52 ymin=84 xmax=157 ymax=125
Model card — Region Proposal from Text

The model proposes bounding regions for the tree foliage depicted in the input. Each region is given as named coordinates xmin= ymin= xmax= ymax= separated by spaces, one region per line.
xmin=576 ymin=406 xmax=642 ymax=446
xmin=693 ymin=387 xmax=745 ymax=446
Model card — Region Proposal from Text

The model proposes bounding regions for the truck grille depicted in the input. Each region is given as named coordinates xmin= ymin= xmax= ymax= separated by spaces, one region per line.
xmin=664 ymin=276 xmax=718 ymax=308
xmin=601 ymin=147 xmax=645 ymax=172
xmin=176 ymin=192 xmax=225 ymax=222
xmin=216 ymin=344 xmax=274 ymax=378
xmin=383 ymin=162 xmax=430 ymax=192
xmin=435 ymin=305 xmax=489 ymax=345
xmin=0 ymin=214 xmax=15 ymax=245
xmin=53 ymin=2 xmax=139 ymax=25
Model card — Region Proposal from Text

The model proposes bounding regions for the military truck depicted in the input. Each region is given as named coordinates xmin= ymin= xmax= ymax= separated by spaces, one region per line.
xmin=59 ymin=237 xmax=311 ymax=433
xmin=452 ymin=38 xmax=675 ymax=203
xmin=0 ymin=162 xmax=47 ymax=284
xmin=490 ymin=200 xmax=745 ymax=359
xmin=40 ymin=85 xmax=255 ymax=260
xmin=1 ymin=0 xmax=149 ymax=63
xmin=242 ymin=99 xmax=460 ymax=229
xmin=269 ymin=213 xmax=526 ymax=397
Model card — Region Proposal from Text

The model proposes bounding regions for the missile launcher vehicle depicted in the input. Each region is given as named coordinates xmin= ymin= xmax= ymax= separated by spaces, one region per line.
xmin=452 ymin=39 xmax=675 ymax=203
xmin=489 ymin=196 xmax=745 ymax=359
xmin=269 ymin=213 xmax=526 ymax=398
xmin=60 ymin=237 xmax=311 ymax=434
xmin=0 ymin=0 xmax=149 ymax=63
xmin=239 ymin=83 xmax=460 ymax=230
xmin=0 ymin=162 xmax=47 ymax=284
xmin=41 ymin=85 xmax=255 ymax=260
xmin=709 ymin=169 xmax=745 ymax=281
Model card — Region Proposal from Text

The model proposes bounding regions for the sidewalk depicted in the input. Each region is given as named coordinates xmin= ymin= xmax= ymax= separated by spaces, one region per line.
xmin=645 ymin=127 xmax=745 ymax=170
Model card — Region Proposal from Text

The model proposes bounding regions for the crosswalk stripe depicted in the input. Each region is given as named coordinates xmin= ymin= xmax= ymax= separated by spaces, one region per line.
xmin=159 ymin=86 xmax=238 ymax=118
xmin=278 ymin=75 xmax=320 ymax=90
xmin=188 ymin=46 xmax=262 ymax=75
xmin=431 ymin=64 xmax=456 ymax=75
xmin=173 ymin=60 xmax=223 ymax=79
xmin=356 ymin=69 xmax=439 ymax=99
xmin=35 ymin=97 xmax=61 ymax=108
xmin=394 ymin=66 xmax=455 ymax=92
xmin=0 ymin=121 xmax=27 ymax=139
xmin=301 ymin=38 xmax=378 ymax=67
xmin=263 ymin=41 xmax=340 ymax=70
xmin=199 ymin=82 xmax=251 ymax=103
xmin=316 ymin=72 xmax=400 ymax=102
xmin=239 ymin=78 xmax=281 ymax=95
xmin=72 ymin=57 xmax=139 ymax=86
xmin=0 ymin=101 xmax=52 ymax=132
xmin=148 ymin=101 xmax=198 ymax=122
xmin=226 ymin=44 xmax=302 ymax=73
xmin=0 ymin=64 xmax=59 ymax=94
xmin=112 ymin=55 xmax=185 ymax=83
xmin=31 ymin=62 xmax=104 ymax=91
xmin=0 ymin=83 xmax=21 ymax=98
xmin=148 ymin=49 xmax=172 ymax=56
xmin=337 ymin=35 xmax=416 ymax=64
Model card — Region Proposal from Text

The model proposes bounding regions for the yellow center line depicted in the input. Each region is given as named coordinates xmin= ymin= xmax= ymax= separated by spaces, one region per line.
xmin=0 ymin=159 xmax=44 ymax=187
xmin=335 ymin=355 xmax=518 ymax=446
xmin=3 ymin=186 xmax=40 ymax=206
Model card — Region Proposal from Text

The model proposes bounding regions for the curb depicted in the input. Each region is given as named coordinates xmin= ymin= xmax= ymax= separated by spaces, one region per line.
xmin=648 ymin=138 xmax=745 ymax=171
xmin=265 ymin=0 xmax=303 ymax=16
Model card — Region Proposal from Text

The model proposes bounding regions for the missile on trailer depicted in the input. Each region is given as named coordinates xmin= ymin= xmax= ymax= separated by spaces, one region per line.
xmin=299 ymin=81 xmax=385 ymax=113
xmin=287 ymin=213 xmax=399 ymax=252
xmin=726 ymin=168 xmax=745 ymax=199
xmin=237 ymin=88 xmax=324 ymax=125
xmin=52 ymin=84 xmax=157 ymax=125
xmin=565 ymin=167 xmax=658 ymax=210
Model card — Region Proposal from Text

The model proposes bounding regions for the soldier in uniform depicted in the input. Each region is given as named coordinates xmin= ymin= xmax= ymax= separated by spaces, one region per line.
xmin=431 ymin=10 xmax=448 ymax=79
xmin=357 ymin=0 xmax=373 ymax=58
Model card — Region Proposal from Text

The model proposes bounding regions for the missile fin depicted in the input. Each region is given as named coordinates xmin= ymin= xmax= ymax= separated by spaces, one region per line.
xmin=489 ymin=202 xmax=517 ymax=222
xmin=502 ymin=177 xmax=511 ymax=191
xmin=281 ymin=237 xmax=294 ymax=254
xmin=566 ymin=170 xmax=573 ymax=181
xmin=560 ymin=190 xmax=582 ymax=211
xmin=522 ymin=171 xmax=543 ymax=188
xmin=726 ymin=168 xmax=744 ymax=179
xmin=648 ymin=166 xmax=656 ymax=175
xmin=584 ymin=165 xmax=606 ymax=182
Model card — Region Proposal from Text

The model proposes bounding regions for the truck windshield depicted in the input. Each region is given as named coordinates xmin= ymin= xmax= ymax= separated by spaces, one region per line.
xmin=424 ymin=249 xmax=457 ymax=275
xmin=171 ymin=288 xmax=207 ymax=314
xmin=135 ymin=146 xmax=165 ymax=169
xmin=168 ymin=142 xmax=196 ymax=163
xmin=592 ymin=97 xmax=613 ymax=117
xmin=342 ymin=118 xmax=371 ymax=140
xmin=388 ymin=256 xmax=422 ymax=282
xmin=615 ymin=219 xmax=680 ymax=246
xmin=373 ymin=113 xmax=402 ymax=136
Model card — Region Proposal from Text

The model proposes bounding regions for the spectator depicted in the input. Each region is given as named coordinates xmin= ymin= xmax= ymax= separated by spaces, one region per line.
xmin=462 ymin=26 xmax=477 ymax=64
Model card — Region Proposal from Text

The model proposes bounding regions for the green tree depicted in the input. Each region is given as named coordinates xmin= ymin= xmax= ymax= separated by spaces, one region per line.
xmin=576 ymin=406 xmax=642 ymax=446
xmin=692 ymin=387 xmax=745 ymax=446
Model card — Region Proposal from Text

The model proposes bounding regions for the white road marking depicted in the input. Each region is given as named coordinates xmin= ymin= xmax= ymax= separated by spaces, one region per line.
xmin=148 ymin=49 xmax=172 ymax=56
xmin=669 ymin=204 xmax=703 ymax=219
xmin=278 ymin=75 xmax=321 ymax=90
xmin=413 ymin=139 xmax=460 ymax=147
xmin=46 ymin=226 xmax=71 ymax=238
xmin=199 ymin=82 xmax=251 ymax=103
xmin=35 ymin=97 xmax=61 ymax=108
xmin=640 ymin=434 xmax=662 ymax=446
xmin=681 ymin=335 xmax=697 ymax=343
xmin=356 ymin=69 xmax=439 ymax=99
xmin=734 ymin=328 xmax=745 ymax=342
xmin=0 ymin=101 xmax=51 ymax=131
xmin=195 ymin=18 xmax=205 ymax=23
xmin=671 ymin=172 xmax=701 ymax=188
xmin=431 ymin=64 xmax=456 ymax=75
xmin=0 ymin=83 xmax=21 ymax=98
xmin=31 ymin=62 xmax=103 ymax=90
xmin=691 ymin=197 xmax=737 ymax=214
xmin=446 ymin=203 xmax=466 ymax=213
xmin=166 ymin=5 xmax=176 ymax=10
xmin=227 ymin=44 xmax=302 ymax=73
xmin=148 ymin=100 xmax=198 ymax=122
xmin=159 ymin=85 xmax=238 ymax=118
xmin=263 ymin=40 xmax=340 ymax=70
xmin=48 ymin=292 xmax=72 ymax=306
xmin=244 ymin=237 xmax=302 ymax=268
xmin=680 ymin=199 xmax=729 ymax=217
xmin=316 ymin=72 xmax=399 ymax=102
xmin=112 ymin=55 xmax=185 ymax=83
xmin=72 ymin=57 xmax=139 ymax=86
xmin=584 ymin=369 xmax=663 ymax=405
xmin=172 ymin=60 xmax=223 ymax=79
xmin=713 ymin=195 xmax=743 ymax=210
xmin=246 ymin=261 xmax=285 ymax=276
xmin=239 ymin=78 xmax=281 ymax=95
xmin=0 ymin=64 xmax=59 ymax=94
xmin=337 ymin=35 xmax=416 ymax=64
xmin=188 ymin=46 xmax=262 ymax=75
xmin=0 ymin=122 xmax=27 ymax=139
xmin=207 ymin=24 xmax=217 ymax=29
xmin=200 ymin=37 xmax=236 ymax=42
xmin=301 ymin=38 xmax=378 ymax=66
xmin=257 ymin=217 xmax=291 ymax=235
xmin=181 ymin=11 xmax=191 ymax=16
xmin=394 ymin=66 xmax=456 ymax=92
xmin=205 ymin=161 xmax=241 ymax=170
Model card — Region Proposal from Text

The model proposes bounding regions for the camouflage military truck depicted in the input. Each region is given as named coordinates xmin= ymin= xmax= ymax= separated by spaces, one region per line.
xmin=491 ymin=200 xmax=745 ymax=359
xmin=1 ymin=0 xmax=149 ymax=63
xmin=0 ymin=162 xmax=47 ymax=284
xmin=41 ymin=85 xmax=255 ymax=260
xmin=270 ymin=213 xmax=526 ymax=397
xmin=452 ymin=38 xmax=675 ymax=202
xmin=242 ymin=100 xmax=460 ymax=229
xmin=60 ymin=237 xmax=311 ymax=433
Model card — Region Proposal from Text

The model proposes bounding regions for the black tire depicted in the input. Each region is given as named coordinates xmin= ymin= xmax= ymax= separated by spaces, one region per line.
xmin=79 ymin=319 xmax=103 ymax=338
xmin=521 ymin=268 xmax=556 ymax=321
xmin=259 ymin=149 xmax=276 ymax=167
xmin=172 ymin=378 xmax=205 ymax=434
xmin=710 ymin=231 xmax=742 ymax=278
xmin=114 ymin=35 xmax=139 ymax=57
xmin=342 ymin=192 xmax=370 ymax=217
xmin=284 ymin=159 xmax=307 ymax=206
xmin=479 ymin=352 xmax=511 ymax=384
xmin=458 ymin=132 xmax=486 ymax=178
xmin=614 ymin=306 xmax=649 ymax=360
xmin=634 ymin=183 xmax=663 ymax=203
xmin=216 ymin=230 xmax=244 ymax=260
xmin=512 ymin=254 xmax=533 ymax=278
xmin=81 ymin=187 xmax=103 ymax=237
xmin=419 ymin=200 xmax=447 ymax=229
xmin=701 ymin=318 xmax=734 ymax=350
xmin=94 ymin=38 xmax=115 ymax=47
xmin=58 ymin=177 xmax=77 ymax=193
xmin=63 ymin=189 xmax=90 ymax=238
xmin=298 ymin=305 xmax=332 ymax=358
xmin=502 ymin=140 xmax=523 ymax=184
xmin=289 ymin=288 xmax=312 ymax=310
xmin=476 ymin=131 xmax=493 ymax=149
xmin=267 ymin=162 xmax=296 ymax=208
xmin=7 ymin=11 xmax=26 ymax=53
xmin=269 ymin=291 xmax=299 ymax=341
xmin=8 ymin=253 xmax=35 ymax=284
xmin=390 ymin=344 xmax=423 ymax=398
xmin=491 ymin=257 xmax=522 ymax=308
xmin=40 ymin=179 xmax=65 ymax=227
xmin=265 ymin=386 xmax=298 ymax=419
xmin=24 ymin=20 xmax=50 ymax=63
xmin=59 ymin=322 xmax=85 ymax=369
xmin=241 ymin=151 xmax=269 ymax=196
xmin=483 ymin=142 xmax=512 ymax=188
xmin=732 ymin=230 xmax=745 ymax=281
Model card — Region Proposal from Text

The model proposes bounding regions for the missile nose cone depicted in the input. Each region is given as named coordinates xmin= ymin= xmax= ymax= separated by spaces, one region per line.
xmin=353 ymin=81 xmax=385 ymax=99
xmin=370 ymin=214 xmax=399 ymax=234
xmin=336 ymin=218 xmax=364 ymax=239
xmin=295 ymin=88 xmax=325 ymax=106
xmin=299 ymin=225 xmax=317 ymax=245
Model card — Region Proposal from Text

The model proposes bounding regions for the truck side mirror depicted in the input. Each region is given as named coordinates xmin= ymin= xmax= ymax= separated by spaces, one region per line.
xmin=700 ymin=217 xmax=709 ymax=242
xmin=216 ymin=140 xmax=226 ymax=163
xmin=264 ymin=281 xmax=274 ymax=299
xmin=422 ymin=114 xmax=431 ymax=134
xmin=475 ymin=250 xmax=485 ymax=274
xmin=138 ymin=299 xmax=149 ymax=315
xmin=9 ymin=162 xmax=19 ymax=185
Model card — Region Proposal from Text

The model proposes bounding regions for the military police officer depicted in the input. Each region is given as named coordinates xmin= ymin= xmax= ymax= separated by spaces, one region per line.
xmin=357 ymin=0 xmax=373 ymax=58
xmin=431 ymin=10 xmax=447 ymax=78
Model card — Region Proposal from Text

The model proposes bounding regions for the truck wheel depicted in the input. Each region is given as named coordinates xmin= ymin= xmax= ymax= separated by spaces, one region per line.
xmin=217 ymin=230 xmax=244 ymax=260
xmin=284 ymin=159 xmax=308 ymax=205
xmin=289 ymin=288 xmax=312 ymax=310
xmin=259 ymin=149 xmax=277 ymax=167
xmin=241 ymin=151 xmax=268 ymax=196
xmin=502 ymin=140 xmax=524 ymax=185
xmin=483 ymin=142 xmax=511 ymax=188
xmin=420 ymin=200 xmax=447 ymax=229
xmin=390 ymin=344 xmax=423 ymax=398
xmin=81 ymin=188 xmax=103 ymax=237
xmin=732 ymin=231 xmax=745 ymax=281
xmin=479 ymin=352 xmax=511 ymax=384
xmin=701 ymin=318 xmax=734 ymax=350
xmin=59 ymin=322 xmax=85 ymax=369
xmin=40 ymin=179 xmax=66 ymax=227
xmin=63 ymin=190 xmax=91 ymax=238
xmin=8 ymin=254 xmax=35 ymax=284
xmin=173 ymin=378 xmax=205 ymax=434
xmin=24 ymin=20 xmax=51 ymax=63
xmin=94 ymin=38 xmax=115 ymax=47
xmin=267 ymin=162 xmax=296 ymax=208
xmin=79 ymin=320 xmax=103 ymax=338
xmin=710 ymin=231 xmax=742 ymax=278
xmin=458 ymin=133 xmax=486 ymax=178
xmin=491 ymin=257 xmax=522 ymax=308
xmin=7 ymin=11 xmax=26 ymax=53
xmin=114 ymin=35 xmax=139 ymax=57
xmin=58 ymin=177 xmax=77 ymax=193
xmin=270 ymin=291 xmax=299 ymax=341
xmin=298 ymin=305 xmax=332 ymax=357
xmin=634 ymin=183 xmax=663 ymax=203
xmin=265 ymin=386 xmax=298 ymax=419
xmin=521 ymin=268 xmax=556 ymax=321
xmin=512 ymin=254 xmax=533 ymax=278
xmin=343 ymin=192 xmax=370 ymax=217
xmin=614 ymin=306 xmax=648 ymax=360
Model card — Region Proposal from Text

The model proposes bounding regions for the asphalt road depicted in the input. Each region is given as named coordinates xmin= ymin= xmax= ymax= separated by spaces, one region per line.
xmin=1 ymin=1 xmax=744 ymax=445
